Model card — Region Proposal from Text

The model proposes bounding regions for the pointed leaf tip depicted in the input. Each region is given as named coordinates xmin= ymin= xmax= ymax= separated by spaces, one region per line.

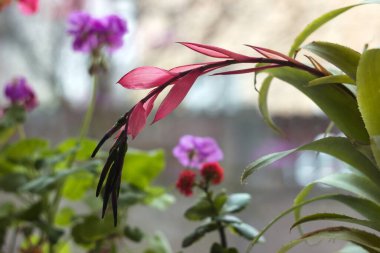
xmin=245 ymin=45 xmax=298 ymax=63
xmin=179 ymin=42 xmax=251 ymax=61
xmin=118 ymin=67 xmax=176 ymax=90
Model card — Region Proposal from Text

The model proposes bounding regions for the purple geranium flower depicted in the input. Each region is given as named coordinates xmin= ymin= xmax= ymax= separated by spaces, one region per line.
xmin=4 ymin=77 xmax=38 ymax=111
xmin=67 ymin=11 xmax=128 ymax=53
xmin=173 ymin=135 xmax=224 ymax=169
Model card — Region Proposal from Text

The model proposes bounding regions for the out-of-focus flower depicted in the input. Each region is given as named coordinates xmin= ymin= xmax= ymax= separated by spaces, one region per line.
xmin=200 ymin=162 xmax=224 ymax=185
xmin=173 ymin=135 xmax=224 ymax=169
xmin=176 ymin=169 xmax=196 ymax=196
xmin=67 ymin=12 xmax=128 ymax=53
xmin=0 ymin=0 xmax=12 ymax=11
xmin=4 ymin=77 xmax=38 ymax=111
xmin=18 ymin=0 xmax=38 ymax=15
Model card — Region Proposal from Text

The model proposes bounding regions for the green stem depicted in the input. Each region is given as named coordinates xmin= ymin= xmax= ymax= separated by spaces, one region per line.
xmin=201 ymin=184 xmax=228 ymax=248
xmin=17 ymin=125 xmax=26 ymax=139
xmin=79 ymin=74 xmax=98 ymax=141
xmin=48 ymin=73 xmax=99 ymax=253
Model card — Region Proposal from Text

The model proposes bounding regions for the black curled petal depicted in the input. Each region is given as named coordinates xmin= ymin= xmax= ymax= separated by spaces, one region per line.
xmin=97 ymin=129 xmax=128 ymax=226
xmin=91 ymin=115 xmax=127 ymax=158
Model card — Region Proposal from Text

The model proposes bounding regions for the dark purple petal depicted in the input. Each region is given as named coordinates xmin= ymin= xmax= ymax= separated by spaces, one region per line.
xmin=67 ymin=11 xmax=128 ymax=53
xmin=4 ymin=77 xmax=38 ymax=111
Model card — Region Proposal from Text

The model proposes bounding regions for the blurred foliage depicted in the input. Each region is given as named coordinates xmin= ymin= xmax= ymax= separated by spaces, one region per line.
xmin=0 ymin=109 xmax=173 ymax=253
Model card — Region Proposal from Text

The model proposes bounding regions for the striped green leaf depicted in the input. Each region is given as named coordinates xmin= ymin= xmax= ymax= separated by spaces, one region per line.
xmin=264 ymin=67 xmax=369 ymax=143
xmin=308 ymin=74 xmax=355 ymax=87
xmin=357 ymin=49 xmax=380 ymax=167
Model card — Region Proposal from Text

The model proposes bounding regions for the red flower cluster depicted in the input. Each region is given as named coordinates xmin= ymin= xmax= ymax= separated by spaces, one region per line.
xmin=176 ymin=170 xmax=196 ymax=197
xmin=200 ymin=162 xmax=224 ymax=185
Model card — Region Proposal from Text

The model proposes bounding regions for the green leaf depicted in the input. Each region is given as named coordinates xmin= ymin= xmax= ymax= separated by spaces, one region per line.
xmin=243 ymin=137 xmax=380 ymax=183
xmin=258 ymin=76 xmax=283 ymax=134
xmin=124 ymin=225 xmax=144 ymax=242
xmin=122 ymin=149 xmax=165 ymax=189
xmin=17 ymin=201 xmax=43 ymax=222
xmin=62 ymin=171 xmax=94 ymax=200
xmin=57 ymin=138 xmax=98 ymax=162
xmin=278 ymin=227 xmax=380 ymax=253
xmin=357 ymin=48 xmax=380 ymax=167
xmin=308 ymin=74 xmax=355 ymax=87
xmin=264 ymin=67 xmax=369 ymax=144
xmin=221 ymin=193 xmax=251 ymax=214
xmin=4 ymin=138 xmax=49 ymax=163
xmin=304 ymin=42 xmax=361 ymax=80
xmin=185 ymin=197 xmax=215 ymax=221
xmin=288 ymin=5 xmax=358 ymax=57
xmin=214 ymin=192 xmax=228 ymax=212
xmin=144 ymin=232 xmax=173 ymax=253
xmin=182 ymin=222 xmax=218 ymax=248
xmin=291 ymin=213 xmax=380 ymax=232
xmin=71 ymin=215 xmax=119 ymax=245
xmin=147 ymin=192 xmax=175 ymax=210
xmin=337 ymin=243 xmax=376 ymax=253
xmin=315 ymin=173 xmax=380 ymax=204
xmin=293 ymin=182 xmax=380 ymax=236
xmin=21 ymin=160 xmax=99 ymax=194
xmin=229 ymin=222 xmax=262 ymax=242
xmin=288 ymin=0 xmax=380 ymax=56
xmin=55 ymin=207 xmax=75 ymax=227
xmin=0 ymin=172 xmax=29 ymax=192
xmin=247 ymin=193 xmax=380 ymax=251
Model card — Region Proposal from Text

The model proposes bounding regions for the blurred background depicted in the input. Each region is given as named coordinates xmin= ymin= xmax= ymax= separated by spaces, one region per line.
xmin=1 ymin=0 xmax=380 ymax=252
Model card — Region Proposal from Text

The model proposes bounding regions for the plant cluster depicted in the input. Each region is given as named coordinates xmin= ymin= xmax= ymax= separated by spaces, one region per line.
xmin=2 ymin=1 xmax=380 ymax=253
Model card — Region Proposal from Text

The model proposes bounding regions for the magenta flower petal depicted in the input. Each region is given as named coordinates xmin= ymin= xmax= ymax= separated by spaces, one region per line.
xmin=153 ymin=69 xmax=201 ymax=123
xmin=118 ymin=67 xmax=176 ymax=90
xmin=179 ymin=42 xmax=251 ymax=61
xmin=128 ymin=102 xmax=147 ymax=139
xmin=18 ymin=0 xmax=38 ymax=15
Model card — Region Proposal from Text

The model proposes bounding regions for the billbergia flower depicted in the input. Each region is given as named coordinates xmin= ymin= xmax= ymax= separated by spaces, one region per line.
xmin=67 ymin=12 xmax=128 ymax=53
xmin=173 ymin=135 xmax=223 ymax=169
xmin=4 ymin=77 xmax=38 ymax=111
xmin=92 ymin=42 xmax=325 ymax=225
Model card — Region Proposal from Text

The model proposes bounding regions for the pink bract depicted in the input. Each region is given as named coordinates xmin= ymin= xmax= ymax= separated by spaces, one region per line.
xmin=118 ymin=67 xmax=176 ymax=90
xmin=18 ymin=0 xmax=38 ymax=15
